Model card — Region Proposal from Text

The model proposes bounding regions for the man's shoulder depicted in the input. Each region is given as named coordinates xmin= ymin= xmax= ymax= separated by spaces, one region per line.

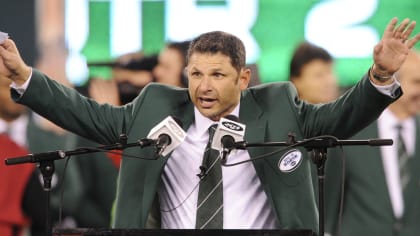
xmin=141 ymin=83 xmax=189 ymax=100
xmin=143 ymin=82 xmax=188 ymax=94
xmin=244 ymin=81 xmax=298 ymax=100
xmin=134 ymin=83 xmax=190 ymax=109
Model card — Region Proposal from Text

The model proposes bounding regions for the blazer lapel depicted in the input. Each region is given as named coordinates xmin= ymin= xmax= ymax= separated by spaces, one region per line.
xmin=239 ymin=90 xmax=267 ymax=180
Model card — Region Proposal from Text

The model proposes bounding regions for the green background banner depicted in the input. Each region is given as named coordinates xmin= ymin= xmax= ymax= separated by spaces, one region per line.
xmin=73 ymin=0 xmax=420 ymax=86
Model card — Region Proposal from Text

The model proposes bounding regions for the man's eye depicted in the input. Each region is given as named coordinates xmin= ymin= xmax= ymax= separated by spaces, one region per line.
xmin=214 ymin=73 xmax=224 ymax=78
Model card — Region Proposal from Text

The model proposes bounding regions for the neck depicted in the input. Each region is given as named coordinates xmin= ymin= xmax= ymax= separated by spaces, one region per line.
xmin=0 ymin=114 xmax=20 ymax=123
xmin=388 ymin=104 xmax=412 ymax=121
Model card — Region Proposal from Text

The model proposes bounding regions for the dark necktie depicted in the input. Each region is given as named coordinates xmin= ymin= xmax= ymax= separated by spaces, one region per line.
xmin=195 ymin=124 xmax=223 ymax=229
xmin=396 ymin=124 xmax=410 ymax=192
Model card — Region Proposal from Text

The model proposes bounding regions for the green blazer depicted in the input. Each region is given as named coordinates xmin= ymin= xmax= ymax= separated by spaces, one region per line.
xmin=14 ymin=69 xmax=400 ymax=232
xmin=325 ymin=118 xmax=420 ymax=236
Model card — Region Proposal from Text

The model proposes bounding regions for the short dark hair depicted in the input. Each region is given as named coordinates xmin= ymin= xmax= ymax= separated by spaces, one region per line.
xmin=166 ymin=40 xmax=191 ymax=87
xmin=167 ymin=40 xmax=191 ymax=68
xmin=187 ymin=31 xmax=246 ymax=72
xmin=289 ymin=41 xmax=333 ymax=80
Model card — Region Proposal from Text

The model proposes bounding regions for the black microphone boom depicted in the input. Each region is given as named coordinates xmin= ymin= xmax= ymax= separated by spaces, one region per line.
xmin=5 ymin=137 xmax=159 ymax=165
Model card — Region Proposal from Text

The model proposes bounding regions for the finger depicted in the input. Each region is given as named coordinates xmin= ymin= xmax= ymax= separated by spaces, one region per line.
xmin=384 ymin=17 xmax=399 ymax=38
xmin=393 ymin=18 xmax=410 ymax=38
xmin=0 ymin=42 xmax=13 ymax=61
xmin=406 ymin=33 xmax=420 ymax=49
xmin=0 ymin=44 xmax=10 ymax=60
xmin=1 ymin=39 xmax=19 ymax=55
xmin=401 ymin=21 xmax=417 ymax=40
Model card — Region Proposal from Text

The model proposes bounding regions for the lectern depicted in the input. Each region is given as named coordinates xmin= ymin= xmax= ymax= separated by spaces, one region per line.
xmin=53 ymin=228 xmax=316 ymax=236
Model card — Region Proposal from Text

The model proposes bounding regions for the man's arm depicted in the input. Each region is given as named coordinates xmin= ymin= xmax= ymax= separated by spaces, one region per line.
xmin=292 ymin=18 xmax=420 ymax=139
xmin=9 ymin=69 xmax=137 ymax=145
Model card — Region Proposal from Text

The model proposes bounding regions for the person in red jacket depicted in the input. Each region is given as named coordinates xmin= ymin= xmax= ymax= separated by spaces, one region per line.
xmin=0 ymin=134 xmax=34 ymax=236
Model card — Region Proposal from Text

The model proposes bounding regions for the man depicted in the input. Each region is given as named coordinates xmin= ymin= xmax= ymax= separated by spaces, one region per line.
xmin=325 ymin=51 xmax=420 ymax=236
xmin=289 ymin=41 xmax=339 ymax=104
xmin=0 ymin=18 xmax=419 ymax=232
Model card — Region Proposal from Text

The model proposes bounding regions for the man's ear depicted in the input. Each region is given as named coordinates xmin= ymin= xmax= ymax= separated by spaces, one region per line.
xmin=239 ymin=68 xmax=251 ymax=90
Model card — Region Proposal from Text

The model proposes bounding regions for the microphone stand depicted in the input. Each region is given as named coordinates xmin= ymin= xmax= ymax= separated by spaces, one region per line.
xmin=226 ymin=134 xmax=393 ymax=236
xmin=4 ymin=135 xmax=155 ymax=236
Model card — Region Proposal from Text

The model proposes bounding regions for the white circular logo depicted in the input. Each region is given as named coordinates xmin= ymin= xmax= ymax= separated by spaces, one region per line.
xmin=278 ymin=149 xmax=303 ymax=173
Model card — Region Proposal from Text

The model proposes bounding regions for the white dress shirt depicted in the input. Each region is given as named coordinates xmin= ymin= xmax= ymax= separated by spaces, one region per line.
xmin=377 ymin=108 xmax=415 ymax=219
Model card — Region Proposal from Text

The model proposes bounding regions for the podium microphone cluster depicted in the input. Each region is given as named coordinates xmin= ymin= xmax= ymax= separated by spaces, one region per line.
xmin=211 ymin=115 xmax=246 ymax=164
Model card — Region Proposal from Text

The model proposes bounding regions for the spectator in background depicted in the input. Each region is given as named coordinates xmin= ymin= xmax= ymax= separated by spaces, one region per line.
xmin=86 ymin=52 xmax=158 ymax=105
xmin=112 ymin=52 xmax=158 ymax=104
xmin=0 ymin=74 xmax=34 ymax=236
xmin=153 ymin=41 xmax=190 ymax=88
xmin=288 ymin=41 xmax=341 ymax=205
xmin=326 ymin=50 xmax=420 ymax=236
xmin=289 ymin=41 xmax=339 ymax=104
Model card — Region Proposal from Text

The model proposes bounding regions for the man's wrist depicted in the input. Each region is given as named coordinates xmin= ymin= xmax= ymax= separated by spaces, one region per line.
xmin=10 ymin=67 xmax=32 ymax=95
xmin=11 ymin=65 xmax=31 ymax=86
xmin=370 ymin=64 xmax=393 ymax=81
xmin=369 ymin=64 xmax=395 ymax=85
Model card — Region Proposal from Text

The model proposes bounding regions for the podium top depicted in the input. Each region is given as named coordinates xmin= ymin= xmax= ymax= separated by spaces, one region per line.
xmin=53 ymin=228 xmax=316 ymax=236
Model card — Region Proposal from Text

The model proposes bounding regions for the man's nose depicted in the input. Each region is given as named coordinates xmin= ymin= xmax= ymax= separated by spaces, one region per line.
xmin=198 ymin=76 xmax=212 ymax=91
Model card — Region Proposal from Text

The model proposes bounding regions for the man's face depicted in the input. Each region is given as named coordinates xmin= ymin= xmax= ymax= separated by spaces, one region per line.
xmin=187 ymin=52 xmax=250 ymax=121
xmin=293 ymin=60 xmax=338 ymax=104
xmin=394 ymin=52 xmax=420 ymax=117
xmin=0 ymin=76 xmax=26 ymax=121
xmin=153 ymin=47 xmax=185 ymax=87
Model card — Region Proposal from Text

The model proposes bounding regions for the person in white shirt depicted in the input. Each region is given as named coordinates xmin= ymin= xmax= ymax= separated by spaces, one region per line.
xmin=325 ymin=51 xmax=420 ymax=236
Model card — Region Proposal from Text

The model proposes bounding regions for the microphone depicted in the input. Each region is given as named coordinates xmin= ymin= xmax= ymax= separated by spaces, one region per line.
xmin=211 ymin=115 xmax=246 ymax=163
xmin=147 ymin=116 xmax=186 ymax=157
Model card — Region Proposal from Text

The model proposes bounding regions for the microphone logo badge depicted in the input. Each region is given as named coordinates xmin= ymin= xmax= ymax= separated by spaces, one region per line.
xmin=278 ymin=149 xmax=303 ymax=173
xmin=222 ymin=121 xmax=244 ymax=131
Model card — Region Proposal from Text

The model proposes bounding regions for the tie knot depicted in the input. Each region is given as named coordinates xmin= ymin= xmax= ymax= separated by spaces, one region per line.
xmin=395 ymin=123 xmax=403 ymax=133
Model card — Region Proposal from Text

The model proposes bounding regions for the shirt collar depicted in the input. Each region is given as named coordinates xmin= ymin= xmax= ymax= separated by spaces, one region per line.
xmin=0 ymin=115 xmax=27 ymax=133
xmin=379 ymin=108 xmax=414 ymax=131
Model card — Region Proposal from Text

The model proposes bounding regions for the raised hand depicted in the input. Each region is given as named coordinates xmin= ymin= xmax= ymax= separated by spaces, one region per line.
xmin=0 ymin=39 xmax=31 ymax=85
xmin=373 ymin=18 xmax=420 ymax=77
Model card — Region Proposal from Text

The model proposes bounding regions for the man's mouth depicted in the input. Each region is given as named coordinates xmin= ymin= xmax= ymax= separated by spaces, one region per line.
xmin=198 ymin=97 xmax=217 ymax=108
